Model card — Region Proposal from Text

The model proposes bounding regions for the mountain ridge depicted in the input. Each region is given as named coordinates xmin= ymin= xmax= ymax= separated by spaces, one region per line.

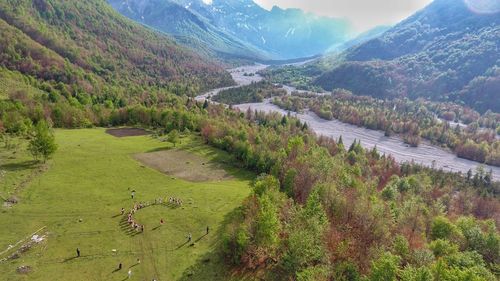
xmin=109 ymin=0 xmax=354 ymax=61
xmin=312 ymin=0 xmax=500 ymax=113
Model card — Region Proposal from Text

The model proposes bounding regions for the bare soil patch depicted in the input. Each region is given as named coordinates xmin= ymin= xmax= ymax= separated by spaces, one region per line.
xmin=133 ymin=149 xmax=233 ymax=182
xmin=106 ymin=128 xmax=150 ymax=138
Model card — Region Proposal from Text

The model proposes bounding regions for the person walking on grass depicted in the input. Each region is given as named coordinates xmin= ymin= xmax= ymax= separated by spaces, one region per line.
xmin=76 ymin=248 xmax=80 ymax=257
xmin=206 ymin=226 xmax=209 ymax=235
xmin=118 ymin=263 xmax=122 ymax=270
xmin=128 ymin=269 xmax=132 ymax=279
xmin=188 ymin=233 xmax=192 ymax=242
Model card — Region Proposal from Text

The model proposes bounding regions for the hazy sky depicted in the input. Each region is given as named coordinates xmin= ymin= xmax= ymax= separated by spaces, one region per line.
xmin=253 ymin=0 xmax=434 ymax=32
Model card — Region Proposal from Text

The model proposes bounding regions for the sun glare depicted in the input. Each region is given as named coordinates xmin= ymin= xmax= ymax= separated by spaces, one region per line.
xmin=464 ymin=0 xmax=500 ymax=14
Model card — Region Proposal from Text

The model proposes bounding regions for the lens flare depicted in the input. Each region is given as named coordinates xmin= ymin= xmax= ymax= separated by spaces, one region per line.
xmin=464 ymin=0 xmax=500 ymax=14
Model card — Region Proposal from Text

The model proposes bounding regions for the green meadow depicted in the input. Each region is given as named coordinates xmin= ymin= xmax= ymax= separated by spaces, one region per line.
xmin=0 ymin=128 xmax=253 ymax=280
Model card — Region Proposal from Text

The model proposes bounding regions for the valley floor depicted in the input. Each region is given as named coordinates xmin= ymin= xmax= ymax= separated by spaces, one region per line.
xmin=0 ymin=128 xmax=253 ymax=280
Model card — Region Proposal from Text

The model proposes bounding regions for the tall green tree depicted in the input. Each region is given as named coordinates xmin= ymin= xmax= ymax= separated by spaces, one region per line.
xmin=28 ymin=121 xmax=57 ymax=162
xmin=167 ymin=129 xmax=180 ymax=147
xmin=255 ymin=193 xmax=280 ymax=249
xmin=282 ymin=188 xmax=329 ymax=276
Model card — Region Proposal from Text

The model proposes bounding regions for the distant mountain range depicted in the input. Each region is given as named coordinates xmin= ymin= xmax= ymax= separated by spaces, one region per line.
xmin=312 ymin=0 xmax=500 ymax=112
xmin=108 ymin=0 xmax=353 ymax=61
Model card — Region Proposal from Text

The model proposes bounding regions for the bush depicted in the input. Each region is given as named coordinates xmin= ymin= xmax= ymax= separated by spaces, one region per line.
xmin=429 ymin=239 xmax=458 ymax=258
xmin=369 ymin=252 xmax=401 ymax=281
xmin=430 ymin=216 xmax=457 ymax=240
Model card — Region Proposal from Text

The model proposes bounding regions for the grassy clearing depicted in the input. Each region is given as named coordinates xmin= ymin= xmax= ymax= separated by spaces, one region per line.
xmin=0 ymin=128 xmax=253 ymax=280
xmin=0 ymin=137 xmax=45 ymax=203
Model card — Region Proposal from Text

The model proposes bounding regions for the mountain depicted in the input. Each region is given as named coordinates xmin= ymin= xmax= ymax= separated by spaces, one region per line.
xmin=108 ymin=0 xmax=353 ymax=61
xmin=107 ymin=0 xmax=271 ymax=62
xmin=0 ymin=0 xmax=233 ymax=101
xmin=313 ymin=0 xmax=500 ymax=113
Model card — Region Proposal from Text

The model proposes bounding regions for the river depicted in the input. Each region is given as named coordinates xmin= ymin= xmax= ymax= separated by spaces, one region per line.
xmin=197 ymin=65 xmax=500 ymax=181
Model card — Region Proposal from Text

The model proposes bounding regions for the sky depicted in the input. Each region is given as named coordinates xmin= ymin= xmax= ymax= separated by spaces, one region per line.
xmin=253 ymin=0 xmax=434 ymax=32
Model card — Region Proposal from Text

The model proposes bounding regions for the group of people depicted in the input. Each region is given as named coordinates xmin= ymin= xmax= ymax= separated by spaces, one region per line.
xmin=122 ymin=193 xmax=209 ymax=243
xmin=125 ymin=202 xmax=151 ymax=233
xmin=167 ymin=196 xmax=183 ymax=206
xmin=122 ymin=194 xmax=183 ymax=233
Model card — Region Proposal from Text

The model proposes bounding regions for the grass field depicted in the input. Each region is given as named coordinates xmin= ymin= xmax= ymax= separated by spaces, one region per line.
xmin=0 ymin=128 xmax=254 ymax=280
xmin=0 ymin=137 xmax=45 ymax=203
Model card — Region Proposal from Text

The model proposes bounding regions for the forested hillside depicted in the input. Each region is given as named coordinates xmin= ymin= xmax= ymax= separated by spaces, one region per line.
xmin=0 ymin=0 xmax=233 ymax=101
xmin=301 ymin=0 xmax=500 ymax=113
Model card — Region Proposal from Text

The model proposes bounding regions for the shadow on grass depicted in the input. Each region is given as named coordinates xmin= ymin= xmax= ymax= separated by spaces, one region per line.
xmin=178 ymin=208 xmax=258 ymax=281
xmin=62 ymin=256 xmax=81 ymax=263
xmin=118 ymin=217 xmax=142 ymax=237
xmin=176 ymin=241 xmax=189 ymax=250
xmin=145 ymin=136 xmax=255 ymax=182
xmin=194 ymin=233 xmax=208 ymax=243
xmin=146 ymin=146 xmax=173 ymax=153
xmin=129 ymin=262 xmax=140 ymax=268
xmin=183 ymin=141 xmax=255 ymax=181
xmin=0 ymin=160 xmax=39 ymax=172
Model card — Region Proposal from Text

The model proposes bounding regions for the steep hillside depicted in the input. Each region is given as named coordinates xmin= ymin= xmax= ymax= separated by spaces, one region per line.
xmin=108 ymin=0 xmax=270 ymax=62
xmin=0 ymin=0 xmax=233 ymax=101
xmin=314 ymin=0 xmax=500 ymax=113
xmin=109 ymin=0 xmax=353 ymax=60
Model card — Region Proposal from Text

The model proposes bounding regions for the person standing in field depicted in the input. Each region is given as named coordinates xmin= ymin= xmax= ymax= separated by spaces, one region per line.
xmin=76 ymin=248 xmax=80 ymax=257
xmin=128 ymin=269 xmax=132 ymax=279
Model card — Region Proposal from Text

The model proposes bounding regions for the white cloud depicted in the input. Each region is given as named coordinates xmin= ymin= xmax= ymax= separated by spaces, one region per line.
xmin=202 ymin=0 xmax=213 ymax=4
xmin=253 ymin=0 xmax=433 ymax=32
